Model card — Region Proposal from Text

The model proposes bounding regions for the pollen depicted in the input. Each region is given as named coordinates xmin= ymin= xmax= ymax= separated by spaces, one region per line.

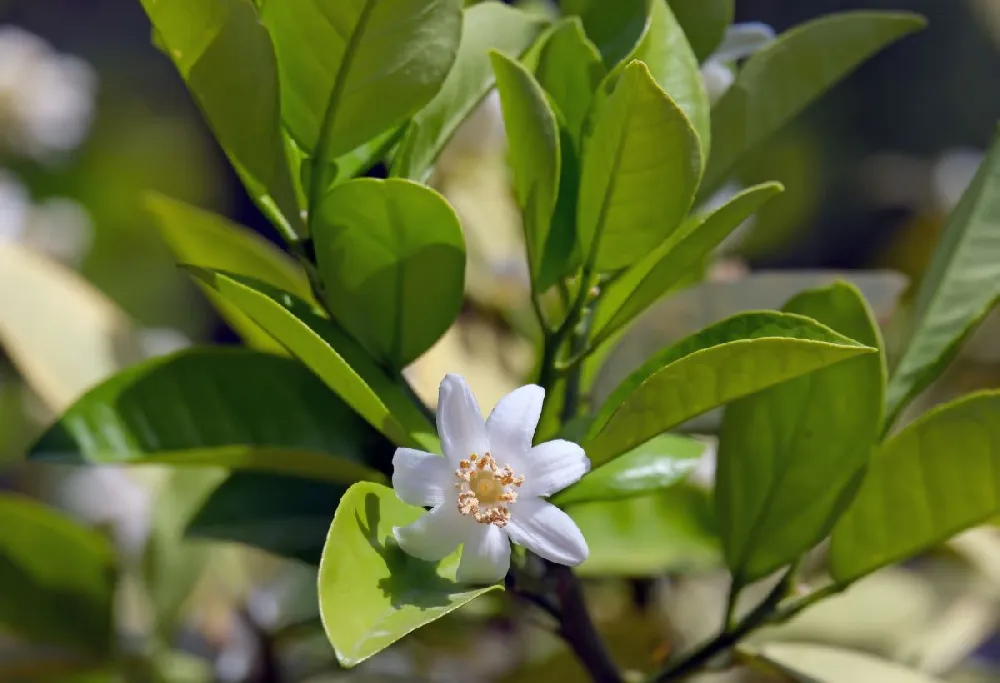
xmin=454 ymin=451 xmax=524 ymax=528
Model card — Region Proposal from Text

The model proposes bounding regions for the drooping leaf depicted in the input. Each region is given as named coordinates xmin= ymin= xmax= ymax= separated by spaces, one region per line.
xmin=830 ymin=391 xmax=1000 ymax=583
xmin=140 ymin=0 xmax=300 ymax=235
xmin=716 ymin=282 xmax=884 ymax=585
xmin=552 ymin=434 xmax=703 ymax=506
xmin=260 ymin=0 xmax=462 ymax=162
xmin=29 ymin=348 xmax=395 ymax=480
xmin=577 ymin=60 xmax=701 ymax=271
xmin=318 ymin=482 xmax=501 ymax=666
xmin=0 ymin=494 xmax=116 ymax=654
xmin=568 ymin=484 xmax=721 ymax=577
xmin=751 ymin=643 xmax=944 ymax=683
xmin=586 ymin=312 xmax=877 ymax=467
xmin=701 ymin=11 xmax=926 ymax=198
xmin=489 ymin=52 xmax=564 ymax=292
xmin=535 ymin=18 xmax=606 ymax=144
xmin=187 ymin=268 xmax=437 ymax=450
xmin=592 ymin=182 xmax=783 ymax=347
xmin=145 ymin=193 xmax=313 ymax=353
xmin=392 ymin=3 xmax=547 ymax=180
xmin=884 ymin=131 xmax=1000 ymax=430
xmin=669 ymin=0 xmax=734 ymax=62
xmin=313 ymin=178 xmax=465 ymax=369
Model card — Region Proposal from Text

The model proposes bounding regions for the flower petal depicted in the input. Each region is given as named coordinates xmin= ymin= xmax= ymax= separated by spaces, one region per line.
xmin=393 ymin=504 xmax=468 ymax=562
xmin=392 ymin=448 xmax=453 ymax=507
xmin=457 ymin=523 xmax=511 ymax=584
xmin=712 ymin=22 xmax=776 ymax=63
xmin=520 ymin=440 xmax=590 ymax=498
xmin=507 ymin=498 xmax=588 ymax=566
xmin=485 ymin=384 xmax=544 ymax=466
xmin=437 ymin=374 xmax=488 ymax=465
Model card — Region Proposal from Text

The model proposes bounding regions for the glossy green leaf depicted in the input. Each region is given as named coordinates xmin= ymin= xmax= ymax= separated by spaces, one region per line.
xmin=577 ymin=60 xmax=701 ymax=271
xmin=592 ymin=182 xmax=783 ymax=347
xmin=489 ymin=52 xmax=563 ymax=292
xmin=29 ymin=348 xmax=395 ymax=479
xmin=716 ymin=282 xmax=884 ymax=584
xmin=702 ymin=11 xmax=925 ymax=198
xmin=319 ymin=482 xmax=501 ymax=666
xmin=885 ymin=131 xmax=1000 ymax=430
xmin=552 ymin=434 xmax=703 ymax=506
xmin=145 ymin=194 xmax=312 ymax=353
xmin=392 ymin=3 xmax=547 ymax=180
xmin=535 ymin=18 xmax=606 ymax=144
xmin=561 ymin=0 xmax=646 ymax=67
xmin=669 ymin=0 xmax=734 ymax=62
xmin=313 ymin=178 xmax=465 ymax=369
xmin=568 ymin=485 xmax=720 ymax=577
xmin=600 ymin=0 xmax=711 ymax=159
xmin=140 ymin=0 xmax=300 ymax=236
xmin=187 ymin=268 xmax=436 ymax=450
xmin=586 ymin=312 xmax=877 ymax=467
xmin=752 ymin=643 xmax=943 ymax=683
xmin=830 ymin=391 xmax=1000 ymax=583
xmin=0 ymin=494 xmax=115 ymax=654
xmin=261 ymin=0 xmax=462 ymax=160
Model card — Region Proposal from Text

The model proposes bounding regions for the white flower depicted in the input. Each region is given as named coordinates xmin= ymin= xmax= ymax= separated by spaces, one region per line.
xmin=392 ymin=374 xmax=590 ymax=583
xmin=700 ymin=22 xmax=776 ymax=103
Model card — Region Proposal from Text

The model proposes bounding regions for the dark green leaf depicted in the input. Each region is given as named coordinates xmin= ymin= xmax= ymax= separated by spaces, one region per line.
xmin=0 ymin=495 xmax=115 ymax=654
xmin=313 ymin=178 xmax=465 ymax=369
xmin=392 ymin=3 xmax=547 ymax=180
xmin=561 ymin=0 xmax=646 ymax=67
xmin=586 ymin=312 xmax=877 ymax=467
xmin=830 ymin=391 xmax=1000 ymax=583
xmin=701 ymin=11 xmax=925 ymax=198
xmin=318 ymin=482 xmax=500 ymax=666
xmin=140 ymin=0 xmax=300 ymax=235
xmin=577 ymin=60 xmax=701 ymax=271
xmin=669 ymin=0 xmax=734 ymax=62
xmin=260 ymin=0 xmax=462 ymax=160
xmin=552 ymin=433 xmax=703 ymax=506
xmin=884 ymin=130 xmax=1000 ymax=430
xmin=187 ymin=268 xmax=437 ymax=450
xmin=716 ymin=282 xmax=884 ymax=584
xmin=535 ymin=18 xmax=606 ymax=144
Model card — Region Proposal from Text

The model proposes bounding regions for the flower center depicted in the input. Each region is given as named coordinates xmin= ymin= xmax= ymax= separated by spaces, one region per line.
xmin=454 ymin=452 xmax=524 ymax=527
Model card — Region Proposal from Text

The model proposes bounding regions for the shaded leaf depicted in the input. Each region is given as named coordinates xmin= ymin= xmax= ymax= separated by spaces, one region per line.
xmin=561 ymin=0 xmax=647 ymax=68
xmin=669 ymin=0 xmax=734 ymax=62
xmin=535 ymin=18 xmax=606 ymax=144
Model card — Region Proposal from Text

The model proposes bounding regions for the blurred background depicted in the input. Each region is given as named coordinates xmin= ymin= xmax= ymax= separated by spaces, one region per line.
xmin=1 ymin=0 xmax=1000 ymax=681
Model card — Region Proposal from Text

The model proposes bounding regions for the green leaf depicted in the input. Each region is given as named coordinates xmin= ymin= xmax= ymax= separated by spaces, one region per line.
xmin=751 ymin=643 xmax=944 ymax=683
xmin=568 ymin=484 xmax=720 ymax=577
xmin=535 ymin=18 xmax=606 ymax=144
xmin=260 ymin=0 xmax=462 ymax=160
xmin=884 ymin=131 xmax=1000 ymax=430
xmin=392 ymin=2 xmax=547 ymax=181
xmin=318 ymin=482 xmax=501 ymax=666
xmin=187 ymin=268 xmax=437 ymax=450
xmin=144 ymin=194 xmax=312 ymax=353
xmin=585 ymin=311 xmax=877 ymax=467
xmin=830 ymin=391 xmax=1000 ymax=583
xmin=592 ymin=182 xmax=784 ymax=347
xmin=702 ymin=11 xmax=925 ymax=198
xmin=140 ymin=0 xmax=300 ymax=236
xmin=552 ymin=434 xmax=704 ymax=506
xmin=577 ymin=60 xmax=701 ymax=271
xmin=716 ymin=282 xmax=884 ymax=585
xmin=561 ymin=0 xmax=646 ymax=67
xmin=669 ymin=0 xmax=734 ymax=62
xmin=600 ymin=0 xmax=711 ymax=160
xmin=0 ymin=494 xmax=115 ymax=654
xmin=29 ymin=348 xmax=394 ymax=480
xmin=489 ymin=52 xmax=563 ymax=292
xmin=313 ymin=178 xmax=465 ymax=369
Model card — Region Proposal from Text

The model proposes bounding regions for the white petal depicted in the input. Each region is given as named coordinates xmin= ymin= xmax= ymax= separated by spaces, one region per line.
xmin=700 ymin=60 xmax=735 ymax=103
xmin=485 ymin=384 xmax=544 ymax=466
xmin=520 ymin=440 xmax=590 ymax=498
xmin=457 ymin=523 xmax=511 ymax=584
xmin=712 ymin=22 xmax=776 ymax=62
xmin=507 ymin=498 xmax=588 ymax=566
xmin=392 ymin=448 xmax=453 ymax=507
xmin=437 ymin=374 xmax=488 ymax=465
xmin=393 ymin=504 xmax=468 ymax=561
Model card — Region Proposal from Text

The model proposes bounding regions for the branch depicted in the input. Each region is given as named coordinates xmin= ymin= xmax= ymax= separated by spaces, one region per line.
xmin=549 ymin=563 xmax=624 ymax=683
